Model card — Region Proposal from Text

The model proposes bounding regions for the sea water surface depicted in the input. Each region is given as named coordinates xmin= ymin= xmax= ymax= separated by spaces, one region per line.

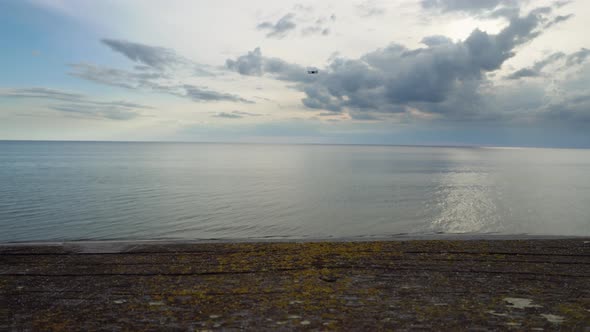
xmin=1 ymin=141 xmax=589 ymax=242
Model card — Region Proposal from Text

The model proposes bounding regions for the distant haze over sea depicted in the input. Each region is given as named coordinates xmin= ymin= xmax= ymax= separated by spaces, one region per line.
xmin=1 ymin=141 xmax=589 ymax=242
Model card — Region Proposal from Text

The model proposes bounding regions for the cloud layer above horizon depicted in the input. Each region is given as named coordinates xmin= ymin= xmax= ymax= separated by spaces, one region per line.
xmin=1 ymin=0 xmax=590 ymax=147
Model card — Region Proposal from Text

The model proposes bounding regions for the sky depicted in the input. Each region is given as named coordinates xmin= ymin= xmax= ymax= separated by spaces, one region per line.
xmin=1 ymin=0 xmax=590 ymax=147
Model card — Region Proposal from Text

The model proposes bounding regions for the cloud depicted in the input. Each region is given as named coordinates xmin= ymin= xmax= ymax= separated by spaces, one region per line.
xmin=226 ymin=47 xmax=313 ymax=83
xmin=182 ymin=85 xmax=254 ymax=104
xmin=421 ymin=0 xmax=514 ymax=13
xmin=214 ymin=112 xmax=243 ymax=119
xmin=301 ymin=14 xmax=335 ymax=36
xmin=67 ymin=39 xmax=252 ymax=104
xmin=421 ymin=35 xmax=453 ymax=47
xmin=301 ymin=25 xmax=330 ymax=36
xmin=48 ymin=104 xmax=141 ymax=120
xmin=543 ymin=94 xmax=590 ymax=124
xmin=544 ymin=14 xmax=574 ymax=28
xmin=70 ymin=46 xmax=253 ymax=104
xmin=101 ymin=39 xmax=184 ymax=69
xmin=257 ymin=14 xmax=297 ymax=39
xmin=257 ymin=9 xmax=335 ymax=38
xmin=70 ymin=62 xmax=253 ymax=103
xmin=356 ymin=0 xmax=386 ymax=17
xmin=213 ymin=110 xmax=263 ymax=119
xmin=506 ymin=52 xmax=565 ymax=79
xmin=349 ymin=111 xmax=380 ymax=120
xmin=101 ymin=39 xmax=214 ymax=77
xmin=229 ymin=6 xmax=571 ymax=122
xmin=232 ymin=111 xmax=264 ymax=116
xmin=566 ymin=48 xmax=590 ymax=66
xmin=225 ymin=48 xmax=264 ymax=75
xmin=0 ymin=87 xmax=84 ymax=101
xmin=507 ymin=48 xmax=590 ymax=79
xmin=69 ymin=63 xmax=169 ymax=89
xmin=0 ymin=87 xmax=150 ymax=120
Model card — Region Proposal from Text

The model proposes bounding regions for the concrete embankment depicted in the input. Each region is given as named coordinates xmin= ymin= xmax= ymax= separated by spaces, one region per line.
xmin=1 ymin=239 xmax=589 ymax=330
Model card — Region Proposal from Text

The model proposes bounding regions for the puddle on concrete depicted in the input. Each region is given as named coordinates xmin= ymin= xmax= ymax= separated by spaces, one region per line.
xmin=487 ymin=310 xmax=509 ymax=317
xmin=541 ymin=314 xmax=565 ymax=324
xmin=504 ymin=298 xmax=542 ymax=309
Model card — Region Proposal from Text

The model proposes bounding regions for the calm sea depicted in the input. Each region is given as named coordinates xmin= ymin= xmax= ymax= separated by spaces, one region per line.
xmin=1 ymin=141 xmax=589 ymax=242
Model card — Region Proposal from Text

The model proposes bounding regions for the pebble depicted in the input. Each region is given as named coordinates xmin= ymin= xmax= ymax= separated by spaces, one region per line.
xmin=300 ymin=320 xmax=311 ymax=325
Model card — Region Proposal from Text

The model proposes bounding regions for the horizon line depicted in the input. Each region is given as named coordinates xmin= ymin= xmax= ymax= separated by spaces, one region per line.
xmin=0 ymin=139 xmax=588 ymax=150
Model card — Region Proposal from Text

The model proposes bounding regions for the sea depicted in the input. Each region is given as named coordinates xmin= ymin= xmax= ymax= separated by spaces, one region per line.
xmin=1 ymin=141 xmax=589 ymax=242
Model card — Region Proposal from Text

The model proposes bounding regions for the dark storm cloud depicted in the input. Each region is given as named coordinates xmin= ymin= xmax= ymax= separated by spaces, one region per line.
xmin=0 ymin=87 xmax=151 ymax=120
xmin=257 ymin=14 xmax=297 ymax=39
xmin=101 ymin=39 xmax=184 ymax=69
xmin=229 ymin=6 xmax=569 ymax=121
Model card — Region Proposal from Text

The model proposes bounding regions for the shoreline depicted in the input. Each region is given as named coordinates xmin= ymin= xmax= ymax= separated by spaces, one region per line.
xmin=2 ymin=233 xmax=587 ymax=248
xmin=2 ymin=238 xmax=589 ymax=329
